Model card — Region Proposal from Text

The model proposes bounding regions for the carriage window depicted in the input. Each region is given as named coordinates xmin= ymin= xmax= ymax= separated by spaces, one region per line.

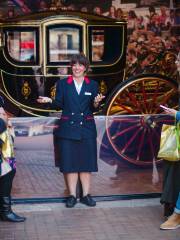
xmin=48 ymin=26 xmax=82 ymax=63
xmin=91 ymin=30 xmax=104 ymax=62
xmin=89 ymin=26 xmax=123 ymax=64
xmin=6 ymin=31 xmax=36 ymax=63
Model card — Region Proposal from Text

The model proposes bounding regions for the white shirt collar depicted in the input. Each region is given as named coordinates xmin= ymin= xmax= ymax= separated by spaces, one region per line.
xmin=74 ymin=80 xmax=83 ymax=95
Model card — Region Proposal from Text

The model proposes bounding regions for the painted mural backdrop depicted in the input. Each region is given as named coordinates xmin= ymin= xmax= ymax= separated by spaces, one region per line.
xmin=11 ymin=115 xmax=172 ymax=198
xmin=0 ymin=1 xmax=179 ymax=198
xmin=0 ymin=1 xmax=179 ymax=81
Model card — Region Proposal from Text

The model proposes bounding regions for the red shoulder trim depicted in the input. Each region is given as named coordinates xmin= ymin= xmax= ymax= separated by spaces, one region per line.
xmin=67 ymin=76 xmax=90 ymax=84
xmin=67 ymin=76 xmax=73 ymax=84
xmin=84 ymin=76 xmax=90 ymax=84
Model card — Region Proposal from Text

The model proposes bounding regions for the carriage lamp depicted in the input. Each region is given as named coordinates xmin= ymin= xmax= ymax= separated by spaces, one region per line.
xmin=50 ymin=85 xmax=56 ymax=100
xmin=21 ymin=81 xmax=31 ymax=100
xmin=99 ymin=80 xmax=107 ymax=95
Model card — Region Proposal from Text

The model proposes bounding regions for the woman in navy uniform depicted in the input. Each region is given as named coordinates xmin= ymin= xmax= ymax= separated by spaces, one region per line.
xmin=38 ymin=53 xmax=104 ymax=207
xmin=0 ymin=97 xmax=26 ymax=222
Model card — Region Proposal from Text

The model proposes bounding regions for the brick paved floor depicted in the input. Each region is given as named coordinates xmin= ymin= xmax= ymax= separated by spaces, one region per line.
xmin=0 ymin=199 xmax=179 ymax=240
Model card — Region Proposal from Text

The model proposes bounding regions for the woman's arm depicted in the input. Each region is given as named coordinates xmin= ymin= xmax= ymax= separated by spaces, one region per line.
xmin=162 ymin=107 xmax=180 ymax=122
xmin=37 ymin=80 xmax=64 ymax=110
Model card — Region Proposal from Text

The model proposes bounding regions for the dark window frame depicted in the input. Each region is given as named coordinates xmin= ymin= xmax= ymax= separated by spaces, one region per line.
xmin=88 ymin=25 xmax=123 ymax=66
xmin=4 ymin=27 xmax=39 ymax=66
xmin=46 ymin=24 xmax=83 ymax=66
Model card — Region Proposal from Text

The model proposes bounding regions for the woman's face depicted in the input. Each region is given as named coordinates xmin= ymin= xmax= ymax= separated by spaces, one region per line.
xmin=72 ymin=62 xmax=86 ymax=78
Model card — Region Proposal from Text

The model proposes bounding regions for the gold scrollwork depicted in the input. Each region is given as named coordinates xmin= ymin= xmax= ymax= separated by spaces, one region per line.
xmin=99 ymin=80 xmax=107 ymax=95
xmin=50 ymin=85 xmax=56 ymax=99
xmin=21 ymin=81 xmax=31 ymax=99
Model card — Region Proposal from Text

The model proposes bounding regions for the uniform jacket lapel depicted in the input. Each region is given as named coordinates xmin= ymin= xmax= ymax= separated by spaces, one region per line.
xmin=79 ymin=77 xmax=91 ymax=110
xmin=66 ymin=76 xmax=91 ymax=112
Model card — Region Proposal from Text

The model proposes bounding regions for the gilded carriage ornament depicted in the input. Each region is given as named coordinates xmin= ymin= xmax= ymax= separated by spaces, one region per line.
xmin=50 ymin=85 xmax=56 ymax=99
xmin=21 ymin=81 xmax=31 ymax=99
xmin=99 ymin=80 xmax=107 ymax=95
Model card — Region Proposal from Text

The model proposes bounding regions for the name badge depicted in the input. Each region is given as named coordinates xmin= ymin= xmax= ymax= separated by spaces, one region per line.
xmin=85 ymin=92 xmax=92 ymax=95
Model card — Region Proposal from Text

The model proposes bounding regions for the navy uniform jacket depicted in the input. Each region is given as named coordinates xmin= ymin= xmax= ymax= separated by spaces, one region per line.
xmin=52 ymin=76 xmax=99 ymax=140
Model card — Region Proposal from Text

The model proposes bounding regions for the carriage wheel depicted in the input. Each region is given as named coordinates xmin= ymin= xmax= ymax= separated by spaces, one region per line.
xmin=105 ymin=74 xmax=178 ymax=166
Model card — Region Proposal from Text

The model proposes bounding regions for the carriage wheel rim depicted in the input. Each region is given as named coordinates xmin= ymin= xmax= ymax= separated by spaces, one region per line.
xmin=105 ymin=76 xmax=178 ymax=166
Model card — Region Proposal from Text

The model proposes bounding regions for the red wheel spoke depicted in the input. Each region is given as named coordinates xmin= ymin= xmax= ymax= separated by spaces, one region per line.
xmin=150 ymin=126 xmax=161 ymax=140
xmin=136 ymin=128 xmax=146 ymax=161
xmin=121 ymin=128 xmax=141 ymax=153
xmin=126 ymin=90 xmax=142 ymax=113
xmin=155 ymin=119 xmax=174 ymax=124
xmin=115 ymin=104 xmax=135 ymax=114
xmin=110 ymin=118 xmax=140 ymax=123
xmin=141 ymin=81 xmax=149 ymax=113
xmin=147 ymin=128 xmax=155 ymax=160
xmin=152 ymin=89 xmax=176 ymax=114
xmin=112 ymin=124 xmax=139 ymax=140
xmin=148 ymin=81 xmax=160 ymax=113
xmin=114 ymin=99 xmax=135 ymax=114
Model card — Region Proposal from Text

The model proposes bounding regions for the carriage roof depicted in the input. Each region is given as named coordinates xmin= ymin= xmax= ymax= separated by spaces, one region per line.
xmin=0 ymin=10 xmax=126 ymax=24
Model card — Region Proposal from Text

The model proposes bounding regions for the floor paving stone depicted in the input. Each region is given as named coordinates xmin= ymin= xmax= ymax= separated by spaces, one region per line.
xmin=0 ymin=200 xmax=179 ymax=240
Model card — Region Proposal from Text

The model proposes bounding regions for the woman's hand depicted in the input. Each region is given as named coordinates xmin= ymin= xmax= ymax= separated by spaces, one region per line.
xmin=94 ymin=93 xmax=105 ymax=108
xmin=37 ymin=96 xmax=52 ymax=104
xmin=162 ymin=108 xmax=177 ymax=115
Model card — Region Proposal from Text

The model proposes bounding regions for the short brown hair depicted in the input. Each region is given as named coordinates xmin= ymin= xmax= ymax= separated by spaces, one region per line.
xmin=70 ymin=53 xmax=89 ymax=71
